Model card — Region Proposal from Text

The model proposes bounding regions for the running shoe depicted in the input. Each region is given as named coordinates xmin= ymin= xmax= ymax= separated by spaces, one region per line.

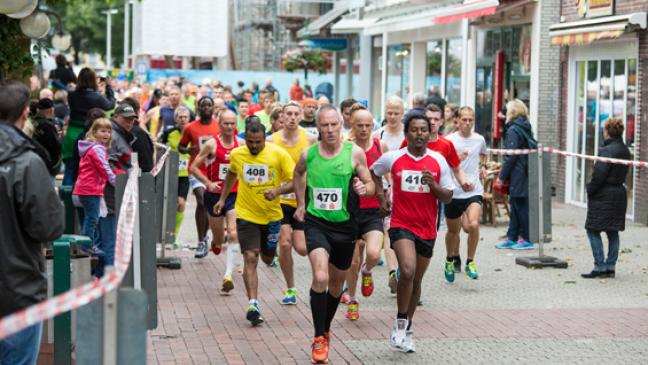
xmin=511 ymin=239 xmax=535 ymax=250
xmin=453 ymin=256 xmax=462 ymax=273
xmin=346 ymin=300 xmax=359 ymax=321
xmin=361 ymin=272 xmax=374 ymax=297
xmin=281 ymin=288 xmax=297 ymax=305
xmin=388 ymin=271 xmax=398 ymax=294
xmin=417 ymin=299 xmax=423 ymax=306
xmin=324 ymin=331 xmax=332 ymax=346
xmin=340 ymin=285 xmax=349 ymax=304
xmin=401 ymin=331 xmax=416 ymax=353
xmin=377 ymin=258 xmax=385 ymax=266
xmin=465 ymin=261 xmax=479 ymax=280
xmin=246 ymin=303 xmax=264 ymax=326
xmin=269 ymin=255 xmax=279 ymax=268
xmin=220 ymin=275 xmax=234 ymax=294
xmin=389 ymin=318 xmax=408 ymax=350
xmin=211 ymin=240 xmax=222 ymax=255
xmin=444 ymin=259 xmax=455 ymax=283
xmin=495 ymin=239 xmax=517 ymax=249
xmin=311 ymin=336 xmax=329 ymax=364
xmin=195 ymin=240 xmax=209 ymax=258
xmin=80 ymin=244 xmax=106 ymax=258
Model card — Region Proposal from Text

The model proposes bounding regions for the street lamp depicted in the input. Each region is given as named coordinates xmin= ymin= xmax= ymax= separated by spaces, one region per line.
xmin=102 ymin=8 xmax=119 ymax=71
xmin=2 ymin=0 xmax=37 ymax=18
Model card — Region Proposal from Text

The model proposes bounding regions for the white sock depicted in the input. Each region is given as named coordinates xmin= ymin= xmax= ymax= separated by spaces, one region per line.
xmin=249 ymin=298 xmax=258 ymax=306
xmin=361 ymin=263 xmax=371 ymax=275
xmin=225 ymin=243 xmax=240 ymax=277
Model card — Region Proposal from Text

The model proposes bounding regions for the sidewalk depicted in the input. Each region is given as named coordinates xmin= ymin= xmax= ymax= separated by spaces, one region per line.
xmin=148 ymin=199 xmax=648 ymax=364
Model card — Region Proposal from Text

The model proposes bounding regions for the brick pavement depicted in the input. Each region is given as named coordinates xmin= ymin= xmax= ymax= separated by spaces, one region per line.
xmin=148 ymin=201 xmax=648 ymax=364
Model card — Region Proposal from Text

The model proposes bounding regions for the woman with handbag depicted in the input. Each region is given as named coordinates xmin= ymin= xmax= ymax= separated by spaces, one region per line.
xmin=581 ymin=118 xmax=630 ymax=278
xmin=495 ymin=99 xmax=536 ymax=250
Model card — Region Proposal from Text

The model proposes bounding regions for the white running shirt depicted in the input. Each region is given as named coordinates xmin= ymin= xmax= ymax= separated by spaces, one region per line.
xmin=446 ymin=132 xmax=488 ymax=199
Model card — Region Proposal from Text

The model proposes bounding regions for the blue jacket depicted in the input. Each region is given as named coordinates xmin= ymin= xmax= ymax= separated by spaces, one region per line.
xmin=499 ymin=117 xmax=533 ymax=198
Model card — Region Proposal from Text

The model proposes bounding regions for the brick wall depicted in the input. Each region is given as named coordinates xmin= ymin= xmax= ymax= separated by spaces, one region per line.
xmin=635 ymin=30 xmax=648 ymax=224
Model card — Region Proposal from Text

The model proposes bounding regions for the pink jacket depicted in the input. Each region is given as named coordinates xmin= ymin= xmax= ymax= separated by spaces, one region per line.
xmin=73 ymin=140 xmax=116 ymax=196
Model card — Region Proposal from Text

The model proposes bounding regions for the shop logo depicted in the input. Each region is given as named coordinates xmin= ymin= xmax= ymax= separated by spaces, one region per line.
xmin=576 ymin=0 xmax=614 ymax=19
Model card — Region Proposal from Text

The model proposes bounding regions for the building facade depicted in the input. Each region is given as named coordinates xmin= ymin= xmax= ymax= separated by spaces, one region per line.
xmin=551 ymin=0 xmax=647 ymax=223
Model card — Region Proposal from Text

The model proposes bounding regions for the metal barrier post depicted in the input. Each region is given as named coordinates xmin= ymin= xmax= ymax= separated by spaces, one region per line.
xmin=157 ymin=151 xmax=181 ymax=269
xmin=53 ymin=239 xmax=72 ymax=365
xmin=516 ymin=144 xmax=567 ymax=268
xmin=58 ymin=186 xmax=78 ymax=234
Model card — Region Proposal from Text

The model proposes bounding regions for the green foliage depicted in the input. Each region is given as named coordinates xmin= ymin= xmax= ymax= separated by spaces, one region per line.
xmin=0 ymin=16 xmax=34 ymax=80
xmin=282 ymin=49 xmax=330 ymax=75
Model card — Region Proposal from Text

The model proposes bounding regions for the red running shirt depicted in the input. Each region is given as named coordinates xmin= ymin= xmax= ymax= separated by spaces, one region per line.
xmin=371 ymin=149 xmax=455 ymax=239
xmin=202 ymin=136 xmax=239 ymax=194
xmin=399 ymin=136 xmax=460 ymax=168
xmin=179 ymin=118 xmax=222 ymax=167
xmin=360 ymin=138 xmax=383 ymax=209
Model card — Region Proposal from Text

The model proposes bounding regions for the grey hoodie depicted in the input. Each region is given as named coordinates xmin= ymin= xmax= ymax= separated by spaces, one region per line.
xmin=0 ymin=123 xmax=64 ymax=317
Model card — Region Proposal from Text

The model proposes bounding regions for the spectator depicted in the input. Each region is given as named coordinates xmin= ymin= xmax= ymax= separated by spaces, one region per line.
xmin=289 ymin=79 xmax=304 ymax=101
xmin=54 ymin=89 xmax=70 ymax=123
xmin=122 ymin=97 xmax=154 ymax=173
xmin=39 ymin=88 xmax=53 ymax=100
xmin=31 ymin=98 xmax=63 ymax=177
xmin=63 ymin=68 xmax=116 ymax=186
xmin=49 ymin=54 xmax=77 ymax=87
xmin=581 ymin=118 xmax=631 ymax=279
xmin=73 ymin=118 xmax=116 ymax=258
xmin=0 ymin=80 xmax=64 ymax=365
xmin=495 ymin=99 xmax=536 ymax=250
xmin=71 ymin=108 xmax=107 ymax=186
xmin=304 ymin=84 xmax=313 ymax=98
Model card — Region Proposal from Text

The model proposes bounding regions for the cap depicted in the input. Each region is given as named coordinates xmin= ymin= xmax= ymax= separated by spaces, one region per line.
xmin=113 ymin=103 xmax=137 ymax=117
xmin=301 ymin=98 xmax=317 ymax=107
xmin=37 ymin=98 xmax=54 ymax=109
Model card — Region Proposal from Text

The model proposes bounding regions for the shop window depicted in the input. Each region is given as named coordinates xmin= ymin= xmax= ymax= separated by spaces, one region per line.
xmin=425 ymin=40 xmax=442 ymax=95
xmin=386 ymin=44 xmax=411 ymax=100
xmin=445 ymin=38 xmax=462 ymax=105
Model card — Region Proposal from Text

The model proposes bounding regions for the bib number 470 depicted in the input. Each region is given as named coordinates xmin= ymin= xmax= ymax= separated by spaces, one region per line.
xmin=313 ymin=188 xmax=342 ymax=211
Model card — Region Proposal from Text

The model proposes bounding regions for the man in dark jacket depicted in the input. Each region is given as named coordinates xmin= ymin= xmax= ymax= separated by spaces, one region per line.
xmin=122 ymin=97 xmax=154 ymax=172
xmin=0 ymin=80 xmax=64 ymax=364
xmin=31 ymin=98 xmax=63 ymax=177
xmin=496 ymin=100 xmax=535 ymax=250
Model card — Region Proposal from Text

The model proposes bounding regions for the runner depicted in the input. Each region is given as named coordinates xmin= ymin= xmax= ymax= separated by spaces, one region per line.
xmin=444 ymin=106 xmax=487 ymax=281
xmin=236 ymin=97 xmax=250 ymax=132
xmin=373 ymin=96 xmax=405 ymax=294
xmin=158 ymin=105 xmax=192 ymax=246
xmin=190 ymin=110 xmax=244 ymax=293
xmin=293 ymin=104 xmax=375 ymax=364
xmin=267 ymin=101 xmax=317 ymax=305
xmin=214 ymin=119 xmax=295 ymax=325
xmin=178 ymin=96 xmax=222 ymax=258
xmin=299 ymin=98 xmax=318 ymax=137
xmin=344 ymin=104 xmax=388 ymax=321
xmin=371 ymin=111 xmax=454 ymax=353
xmin=339 ymin=98 xmax=357 ymax=133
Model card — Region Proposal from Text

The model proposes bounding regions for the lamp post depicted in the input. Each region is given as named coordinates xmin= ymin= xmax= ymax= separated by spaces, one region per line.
xmin=102 ymin=8 xmax=119 ymax=71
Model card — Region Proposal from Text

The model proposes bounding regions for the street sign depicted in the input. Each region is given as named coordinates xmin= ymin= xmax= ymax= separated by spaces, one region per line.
xmin=300 ymin=38 xmax=348 ymax=51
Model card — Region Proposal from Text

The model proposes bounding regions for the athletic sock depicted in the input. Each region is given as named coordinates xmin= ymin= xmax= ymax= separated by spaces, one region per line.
xmin=249 ymin=298 xmax=258 ymax=306
xmin=466 ymin=259 xmax=473 ymax=264
xmin=397 ymin=312 xmax=408 ymax=320
xmin=324 ymin=291 xmax=342 ymax=333
xmin=348 ymin=295 xmax=356 ymax=302
xmin=446 ymin=256 xmax=453 ymax=262
xmin=310 ymin=289 xmax=327 ymax=337
xmin=407 ymin=320 xmax=412 ymax=331
xmin=174 ymin=211 xmax=185 ymax=239
xmin=361 ymin=263 xmax=371 ymax=275
xmin=225 ymin=243 xmax=240 ymax=277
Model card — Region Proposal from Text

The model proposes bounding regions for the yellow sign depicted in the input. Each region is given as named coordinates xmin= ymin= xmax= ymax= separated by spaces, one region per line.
xmin=577 ymin=0 xmax=614 ymax=18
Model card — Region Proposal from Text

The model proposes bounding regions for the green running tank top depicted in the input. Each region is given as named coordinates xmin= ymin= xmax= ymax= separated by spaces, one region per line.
xmin=306 ymin=141 xmax=354 ymax=222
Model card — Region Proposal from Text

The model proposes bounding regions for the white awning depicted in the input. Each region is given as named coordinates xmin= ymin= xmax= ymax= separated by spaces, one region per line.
xmin=331 ymin=17 xmax=379 ymax=34
xmin=297 ymin=5 xmax=350 ymax=38
xmin=363 ymin=0 xmax=499 ymax=36
xmin=549 ymin=12 xmax=646 ymax=46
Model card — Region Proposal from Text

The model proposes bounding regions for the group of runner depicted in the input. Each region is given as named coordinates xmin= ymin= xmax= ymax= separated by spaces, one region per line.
xmin=163 ymin=92 xmax=488 ymax=363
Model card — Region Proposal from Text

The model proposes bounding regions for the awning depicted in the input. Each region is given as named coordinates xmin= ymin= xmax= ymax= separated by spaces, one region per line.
xmin=331 ymin=17 xmax=379 ymax=34
xmin=549 ymin=12 xmax=647 ymax=46
xmin=432 ymin=0 xmax=499 ymax=24
xmin=297 ymin=5 xmax=350 ymax=38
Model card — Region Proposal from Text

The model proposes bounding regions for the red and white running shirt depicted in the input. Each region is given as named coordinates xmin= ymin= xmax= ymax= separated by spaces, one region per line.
xmin=371 ymin=148 xmax=455 ymax=239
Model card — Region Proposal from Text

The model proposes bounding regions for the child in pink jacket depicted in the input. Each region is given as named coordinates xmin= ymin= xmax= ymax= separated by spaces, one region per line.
xmin=73 ymin=118 xmax=116 ymax=257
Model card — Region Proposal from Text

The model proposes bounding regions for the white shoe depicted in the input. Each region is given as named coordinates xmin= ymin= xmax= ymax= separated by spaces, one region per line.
xmin=400 ymin=331 xmax=415 ymax=353
xmin=389 ymin=318 xmax=408 ymax=350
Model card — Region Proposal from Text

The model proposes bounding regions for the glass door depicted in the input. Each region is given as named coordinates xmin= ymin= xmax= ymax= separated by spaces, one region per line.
xmin=569 ymin=58 xmax=636 ymax=217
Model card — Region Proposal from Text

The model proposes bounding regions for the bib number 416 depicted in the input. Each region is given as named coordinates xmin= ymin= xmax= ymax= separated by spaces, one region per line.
xmin=401 ymin=170 xmax=430 ymax=193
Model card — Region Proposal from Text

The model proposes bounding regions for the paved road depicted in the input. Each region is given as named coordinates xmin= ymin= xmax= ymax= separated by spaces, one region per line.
xmin=148 ymin=198 xmax=648 ymax=364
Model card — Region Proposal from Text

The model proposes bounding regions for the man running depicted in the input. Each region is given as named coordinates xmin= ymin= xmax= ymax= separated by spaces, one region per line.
xmin=299 ymin=98 xmax=318 ymax=137
xmin=214 ymin=120 xmax=295 ymax=325
xmin=179 ymin=96 xmax=221 ymax=258
xmin=190 ymin=110 xmax=244 ymax=293
xmin=444 ymin=106 xmax=487 ymax=280
xmin=267 ymin=101 xmax=317 ymax=305
xmin=293 ymin=104 xmax=375 ymax=364
xmin=372 ymin=111 xmax=454 ymax=353
xmin=344 ymin=104 xmax=388 ymax=321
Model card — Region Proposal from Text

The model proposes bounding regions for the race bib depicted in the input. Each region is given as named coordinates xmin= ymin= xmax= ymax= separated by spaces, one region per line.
xmin=401 ymin=170 xmax=430 ymax=193
xmin=198 ymin=135 xmax=214 ymax=149
xmin=243 ymin=164 xmax=269 ymax=183
xmin=178 ymin=157 xmax=188 ymax=171
xmin=313 ymin=188 xmax=342 ymax=211
xmin=218 ymin=163 xmax=230 ymax=180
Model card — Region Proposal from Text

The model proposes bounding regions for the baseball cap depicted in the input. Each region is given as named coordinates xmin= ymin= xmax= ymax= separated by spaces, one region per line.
xmin=37 ymin=98 xmax=54 ymax=109
xmin=113 ymin=103 xmax=137 ymax=117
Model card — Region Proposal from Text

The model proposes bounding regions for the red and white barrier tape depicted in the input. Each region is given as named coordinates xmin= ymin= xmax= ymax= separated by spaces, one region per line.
xmin=0 ymin=161 xmax=140 ymax=340
xmin=487 ymin=147 xmax=647 ymax=168
xmin=150 ymin=145 xmax=170 ymax=177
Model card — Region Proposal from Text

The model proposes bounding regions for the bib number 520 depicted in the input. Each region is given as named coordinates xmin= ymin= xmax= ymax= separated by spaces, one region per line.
xmin=313 ymin=188 xmax=342 ymax=211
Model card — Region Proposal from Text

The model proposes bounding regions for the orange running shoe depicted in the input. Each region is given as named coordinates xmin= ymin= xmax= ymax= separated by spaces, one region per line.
xmin=324 ymin=330 xmax=332 ymax=346
xmin=311 ymin=336 xmax=329 ymax=364
xmin=346 ymin=300 xmax=359 ymax=321
xmin=361 ymin=272 xmax=374 ymax=297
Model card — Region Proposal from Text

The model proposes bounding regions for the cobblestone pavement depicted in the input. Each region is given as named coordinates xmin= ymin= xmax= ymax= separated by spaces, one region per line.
xmin=148 ymin=198 xmax=648 ymax=364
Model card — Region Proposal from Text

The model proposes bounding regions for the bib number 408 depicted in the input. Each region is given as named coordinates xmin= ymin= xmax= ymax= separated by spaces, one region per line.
xmin=243 ymin=164 xmax=269 ymax=183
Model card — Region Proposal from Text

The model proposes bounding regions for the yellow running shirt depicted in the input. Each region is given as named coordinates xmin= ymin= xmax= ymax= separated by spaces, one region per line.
xmin=271 ymin=128 xmax=310 ymax=208
xmin=228 ymin=143 xmax=295 ymax=224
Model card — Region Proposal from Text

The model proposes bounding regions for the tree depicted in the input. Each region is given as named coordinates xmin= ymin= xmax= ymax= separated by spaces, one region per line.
xmin=281 ymin=48 xmax=330 ymax=84
xmin=0 ymin=15 xmax=33 ymax=80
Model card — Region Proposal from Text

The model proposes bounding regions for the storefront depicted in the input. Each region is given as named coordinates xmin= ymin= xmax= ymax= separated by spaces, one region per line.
xmin=550 ymin=1 xmax=647 ymax=222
